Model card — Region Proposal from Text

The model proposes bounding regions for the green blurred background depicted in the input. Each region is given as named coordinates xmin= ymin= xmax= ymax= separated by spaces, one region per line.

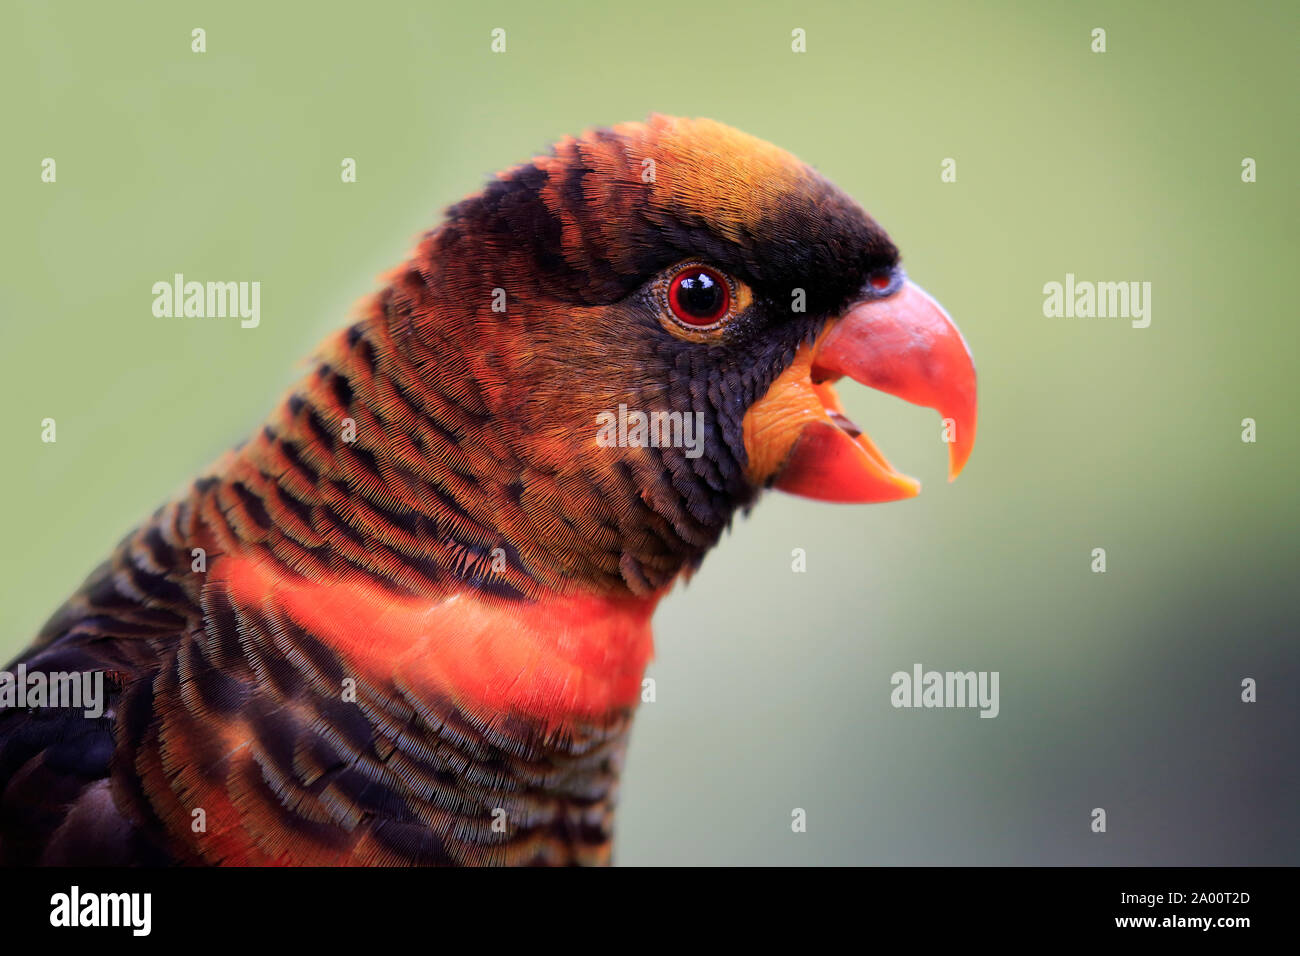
xmin=2 ymin=1 xmax=1296 ymax=864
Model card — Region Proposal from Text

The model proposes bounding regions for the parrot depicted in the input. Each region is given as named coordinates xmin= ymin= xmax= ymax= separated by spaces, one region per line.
xmin=0 ymin=115 xmax=976 ymax=866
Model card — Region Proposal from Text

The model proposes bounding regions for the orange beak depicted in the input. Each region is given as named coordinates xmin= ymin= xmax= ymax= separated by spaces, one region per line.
xmin=746 ymin=280 xmax=977 ymax=503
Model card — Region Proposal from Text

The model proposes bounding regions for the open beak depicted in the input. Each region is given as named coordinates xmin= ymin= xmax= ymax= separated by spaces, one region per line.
xmin=742 ymin=280 xmax=977 ymax=503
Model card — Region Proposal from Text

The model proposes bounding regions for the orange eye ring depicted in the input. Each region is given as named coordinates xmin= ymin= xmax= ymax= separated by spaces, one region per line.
xmin=667 ymin=265 xmax=731 ymax=327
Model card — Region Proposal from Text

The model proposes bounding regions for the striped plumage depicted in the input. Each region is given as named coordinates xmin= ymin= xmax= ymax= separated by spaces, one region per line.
xmin=1 ymin=116 xmax=976 ymax=865
xmin=8 ymin=501 xmax=634 ymax=865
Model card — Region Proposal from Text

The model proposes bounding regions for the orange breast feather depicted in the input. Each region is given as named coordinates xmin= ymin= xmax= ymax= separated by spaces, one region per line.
xmin=216 ymin=555 xmax=656 ymax=729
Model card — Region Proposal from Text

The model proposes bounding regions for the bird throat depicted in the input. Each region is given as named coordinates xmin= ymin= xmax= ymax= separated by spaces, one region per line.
xmin=179 ymin=314 xmax=686 ymax=730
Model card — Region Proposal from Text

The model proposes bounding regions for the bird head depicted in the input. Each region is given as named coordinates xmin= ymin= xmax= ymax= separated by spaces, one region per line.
xmin=362 ymin=115 xmax=976 ymax=597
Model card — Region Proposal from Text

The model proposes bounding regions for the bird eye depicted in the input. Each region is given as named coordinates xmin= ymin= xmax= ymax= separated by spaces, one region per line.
xmin=667 ymin=265 xmax=731 ymax=327
xmin=868 ymin=273 xmax=893 ymax=292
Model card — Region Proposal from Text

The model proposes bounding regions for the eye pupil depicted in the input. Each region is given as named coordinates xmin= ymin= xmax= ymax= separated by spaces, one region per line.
xmin=668 ymin=267 xmax=730 ymax=326
xmin=679 ymin=273 xmax=719 ymax=312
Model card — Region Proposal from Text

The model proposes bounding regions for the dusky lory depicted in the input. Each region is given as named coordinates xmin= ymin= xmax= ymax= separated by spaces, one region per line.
xmin=0 ymin=115 xmax=976 ymax=865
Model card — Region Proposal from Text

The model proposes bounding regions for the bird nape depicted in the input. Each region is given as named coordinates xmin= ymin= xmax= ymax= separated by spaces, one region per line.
xmin=0 ymin=115 xmax=977 ymax=866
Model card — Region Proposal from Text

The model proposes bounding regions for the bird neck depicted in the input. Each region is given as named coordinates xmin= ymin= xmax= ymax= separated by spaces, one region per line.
xmin=191 ymin=281 xmax=736 ymax=606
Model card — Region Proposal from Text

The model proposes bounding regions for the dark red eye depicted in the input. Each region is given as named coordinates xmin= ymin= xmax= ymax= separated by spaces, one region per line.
xmin=869 ymin=273 xmax=893 ymax=291
xmin=668 ymin=266 xmax=730 ymax=326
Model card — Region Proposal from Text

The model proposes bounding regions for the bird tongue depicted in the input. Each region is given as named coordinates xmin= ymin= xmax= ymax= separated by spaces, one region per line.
xmin=771 ymin=281 xmax=977 ymax=503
